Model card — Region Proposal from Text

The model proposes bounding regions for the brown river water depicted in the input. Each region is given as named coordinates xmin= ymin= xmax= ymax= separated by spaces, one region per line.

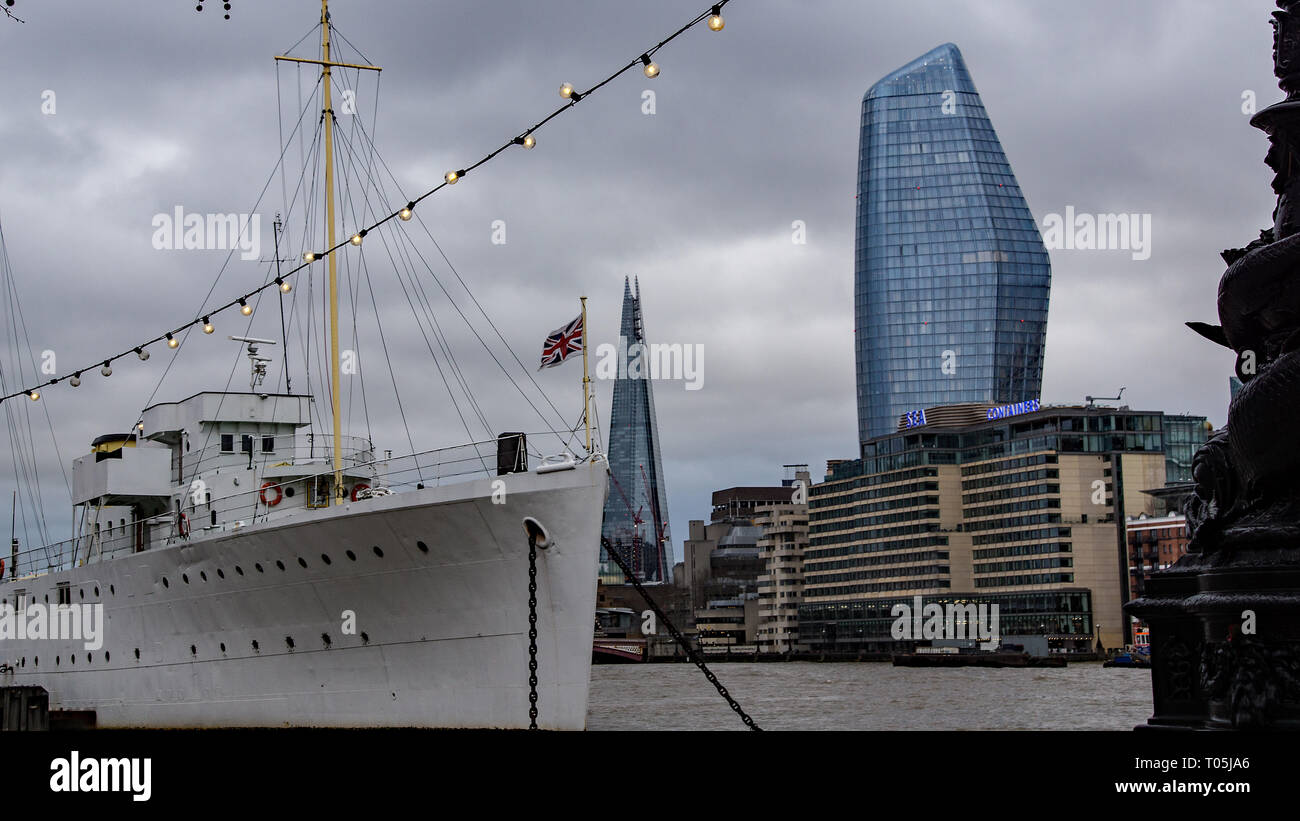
xmin=587 ymin=661 xmax=1152 ymax=730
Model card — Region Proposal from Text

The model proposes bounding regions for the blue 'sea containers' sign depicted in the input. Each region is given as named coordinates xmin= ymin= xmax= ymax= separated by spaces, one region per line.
xmin=986 ymin=398 xmax=1041 ymax=421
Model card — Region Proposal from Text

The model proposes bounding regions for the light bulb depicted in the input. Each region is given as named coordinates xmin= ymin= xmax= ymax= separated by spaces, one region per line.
xmin=101 ymin=363 xmax=112 ymax=377
xmin=70 ymin=373 xmax=81 ymax=387
xmin=641 ymin=55 xmax=659 ymax=78
xmin=708 ymin=6 xmax=724 ymax=31
xmin=240 ymin=299 xmax=253 ymax=316
xmin=444 ymin=170 xmax=460 ymax=185
xmin=350 ymin=233 xmax=363 ymax=246
xmin=136 ymin=347 xmax=150 ymax=361
xmin=559 ymin=82 xmax=575 ymax=99
xmin=399 ymin=205 xmax=413 ymax=221
xmin=28 ymin=390 xmax=39 ymax=401
xmin=202 ymin=318 xmax=214 ymax=334
xmin=277 ymin=277 xmax=292 ymax=293
xmin=522 ymin=134 xmax=535 ymax=149
xmin=303 ymin=251 xmax=316 ymax=262
xmin=167 ymin=334 xmax=179 ymax=349
xmin=137 ymin=422 xmax=145 ymax=431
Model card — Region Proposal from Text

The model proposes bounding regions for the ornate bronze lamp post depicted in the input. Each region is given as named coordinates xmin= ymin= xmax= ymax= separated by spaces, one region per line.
xmin=1128 ymin=1 xmax=1300 ymax=729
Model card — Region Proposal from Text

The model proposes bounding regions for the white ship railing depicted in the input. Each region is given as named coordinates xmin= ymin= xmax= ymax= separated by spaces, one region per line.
xmin=172 ymin=432 xmax=377 ymax=482
xmin=2 ymin=433 xmax=574 ymax=583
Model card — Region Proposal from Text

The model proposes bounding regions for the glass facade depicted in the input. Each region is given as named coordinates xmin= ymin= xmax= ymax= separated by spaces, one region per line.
xmin=799 ymin=591 xmax=1093 ymax=652
xmin=855 ymin=43 xmax=1051 ymax=443
xmin=600 ymin=277 xmax=674 ymax=584
xmin=1161 ymin=414 xmax=1209 ymax=484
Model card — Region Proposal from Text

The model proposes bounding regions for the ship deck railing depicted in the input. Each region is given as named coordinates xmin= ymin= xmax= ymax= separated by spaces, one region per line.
xmin=2 ymin=432 xmax=579 ymax=583
xmin=174 ymin=432 xmax=377 ymax=482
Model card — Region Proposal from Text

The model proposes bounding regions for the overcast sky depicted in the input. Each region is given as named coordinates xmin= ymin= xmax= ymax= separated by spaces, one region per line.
xmin=0 ymin=0 xmax=1281 ymax=551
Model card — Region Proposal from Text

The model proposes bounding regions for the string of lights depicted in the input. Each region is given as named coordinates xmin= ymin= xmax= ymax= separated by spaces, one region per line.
xmin=1 ymin=0 xmax=730 ymax=406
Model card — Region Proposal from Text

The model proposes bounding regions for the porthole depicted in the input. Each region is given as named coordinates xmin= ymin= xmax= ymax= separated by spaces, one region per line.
xmin=321 ymin=633 xmax=331 ymax=648
xmin=372 ymin=546 xmax=384 ymax=558
xmin=200 ymin=571 xmax=207 ymax=582
xmin=190 ymin=645 xmax=197 ymax=656
xmin=34 ymin=657 xmax=39 ymax=667
xmin=346 ymin=550 xmax=356 ymax=561
xmin=417 ymin=540 xmax=429 ymax=553
xmin=79 ymin=588 xmax=84 ymax=600
xmin=235 ymin=566 xmax=244 ymax=576
xmin=251 ymin=640 xmax=260 ymax=652
xmin=285 ymin=636 xmax=295 ymax=650
xmin=285 ymin=486 xmax=296 ymax=498
xmin=86 ymin=653 xmax=91 ymax=664
xmin=55 ymin=656 xmax=59 ymax=666
xmin=320 ymin=554 xmax=331 ymax=565
xmin=276 ymin=560 xmax=285 ymax=571
xmin=255 ymin=563 xmax=264 ymax=573
xmin=360 ymin=631 xmax=369 ymax=644
xmin=69 ymin=655 xmax=74 ymax=665
xmin=297 ymin=557 xmax=307 ymax=569
xmin=217 ymin=568 xmax=225 ymax=579
xmin=182 ymin=573 xmax=190 ymax=584
xmin=220 ymin=643 xmax=226 ymax=653
xmin=162 ymin=577 xmax=169 ymax=588
xmin=134 ymin=648 xmax=140 ymax=660
xmin=109 ymin=584 xmax=115 ymax=595
xmin=105 ymin=651 xmax=110 ymax=662
xmin=94 ymin=586 xmax=100 ymax=597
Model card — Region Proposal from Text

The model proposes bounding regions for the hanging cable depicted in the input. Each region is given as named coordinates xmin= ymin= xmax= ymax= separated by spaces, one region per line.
xmin=1 ymin=0 xmax=734 ymax=406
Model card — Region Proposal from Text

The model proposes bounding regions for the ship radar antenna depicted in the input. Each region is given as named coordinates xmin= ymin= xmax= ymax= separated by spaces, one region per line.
xmin=229 ymin=335 xmax=278 ymax=391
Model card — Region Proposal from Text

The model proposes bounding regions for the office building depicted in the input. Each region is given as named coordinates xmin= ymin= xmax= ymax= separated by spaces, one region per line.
xmin=799 ymin=401 xmax=1190 ymax=653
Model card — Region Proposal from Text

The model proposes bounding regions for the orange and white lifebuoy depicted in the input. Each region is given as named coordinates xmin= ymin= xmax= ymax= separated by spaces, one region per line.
xmin=177 ymin=512 xmax=190 ymax=537
xmin=260 ymin=482 xmax=283 ymax=507
xmin=350 ymin=483 xmax=370 ymax=502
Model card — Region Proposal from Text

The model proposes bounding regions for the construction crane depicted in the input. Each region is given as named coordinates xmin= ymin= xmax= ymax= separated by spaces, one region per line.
xmin=1085 ymin=387 xmax=1126 ymax=408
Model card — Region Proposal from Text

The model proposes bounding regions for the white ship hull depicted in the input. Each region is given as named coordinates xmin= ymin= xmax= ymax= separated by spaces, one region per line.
xmin=0 ymin=463 xmax=607 ymax=729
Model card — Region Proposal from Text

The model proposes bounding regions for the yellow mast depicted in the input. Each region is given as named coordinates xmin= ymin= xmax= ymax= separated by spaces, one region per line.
xmin=276 ymin=0 xmax=380 ymax=504
xmin=581 ymin=296 xmax=592 ymax=454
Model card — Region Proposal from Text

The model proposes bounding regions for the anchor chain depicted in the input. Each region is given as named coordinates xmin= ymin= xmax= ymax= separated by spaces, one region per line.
xmin=601 ymin=537 xmax=761 ymax=731
xmin=527 ymin=533 xmax=539 ymax=730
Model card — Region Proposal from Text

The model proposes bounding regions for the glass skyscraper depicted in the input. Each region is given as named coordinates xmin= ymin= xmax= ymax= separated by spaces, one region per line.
xmin=855 ymin=43 xmax=1051 ymax=445
xmin=600 ymin=277 xmax=674 ymax=584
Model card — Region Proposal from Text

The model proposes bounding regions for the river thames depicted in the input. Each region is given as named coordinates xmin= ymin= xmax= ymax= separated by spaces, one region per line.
xmin=588 ymin=662 xmax=1152 ymax=730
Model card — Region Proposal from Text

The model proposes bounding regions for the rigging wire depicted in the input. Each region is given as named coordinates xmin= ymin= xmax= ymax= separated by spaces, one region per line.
xmin=1 ymin=0 xmax=734 ymax=406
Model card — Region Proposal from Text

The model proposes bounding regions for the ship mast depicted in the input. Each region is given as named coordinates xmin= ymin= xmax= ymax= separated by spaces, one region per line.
xmin=275 ymin=0 xmax=380 ymax=504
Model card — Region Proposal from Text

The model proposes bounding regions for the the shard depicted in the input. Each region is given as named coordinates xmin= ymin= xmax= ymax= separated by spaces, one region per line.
xmin=599 ymin=277 xmax=674 ymax=584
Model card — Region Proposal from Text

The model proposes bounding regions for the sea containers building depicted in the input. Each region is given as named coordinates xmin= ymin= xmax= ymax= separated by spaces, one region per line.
xmin=855 ymin=43 xmax=1051 ymax=443
xmin=799 ymin=402 xmax=1190 ymax=653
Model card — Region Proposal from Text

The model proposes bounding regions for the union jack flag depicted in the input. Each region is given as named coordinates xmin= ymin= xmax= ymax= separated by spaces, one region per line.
xmin=539 ymin=313 xmax=584 ymax=370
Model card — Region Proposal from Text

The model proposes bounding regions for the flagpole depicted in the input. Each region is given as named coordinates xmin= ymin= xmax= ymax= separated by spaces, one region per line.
xmin=580 ymin=296 xmax=592 ymax=454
